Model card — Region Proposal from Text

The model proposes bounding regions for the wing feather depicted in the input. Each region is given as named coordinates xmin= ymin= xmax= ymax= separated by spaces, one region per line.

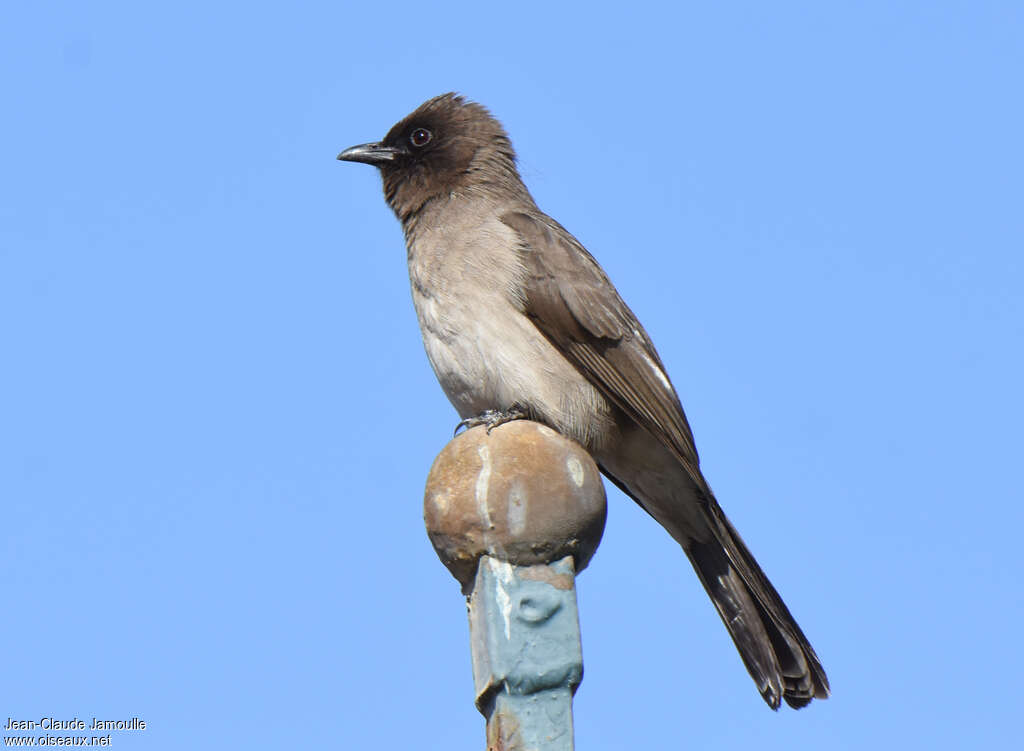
xmin=502 ymin=209 xmax=830 ymax=707
xmin=502 ymin=210 xmax=704 ymax=485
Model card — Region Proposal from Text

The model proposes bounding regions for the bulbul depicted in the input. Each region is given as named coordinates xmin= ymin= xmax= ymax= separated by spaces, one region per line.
xmin=337 ymin=93 xmax=829 ymax=710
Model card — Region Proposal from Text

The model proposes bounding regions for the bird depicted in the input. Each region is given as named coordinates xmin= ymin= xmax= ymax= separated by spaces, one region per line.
xmin=336 ymin=93 xmax=829 ymax=710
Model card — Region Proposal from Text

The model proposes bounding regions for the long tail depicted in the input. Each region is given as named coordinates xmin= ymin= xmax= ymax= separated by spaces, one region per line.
xmin=685 ymin=498 xmax=830 ymax=709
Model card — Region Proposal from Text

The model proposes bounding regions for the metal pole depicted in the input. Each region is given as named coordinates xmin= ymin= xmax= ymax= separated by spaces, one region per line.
xmin=424 ymin=421 xmax=607 ymax=751
xmin=469 ymin=555 xmax=582 ymax=751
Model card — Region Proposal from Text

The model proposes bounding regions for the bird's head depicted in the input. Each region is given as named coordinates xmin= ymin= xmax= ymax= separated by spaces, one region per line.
xmin=337 ymin=93 xmax=522 ymax=220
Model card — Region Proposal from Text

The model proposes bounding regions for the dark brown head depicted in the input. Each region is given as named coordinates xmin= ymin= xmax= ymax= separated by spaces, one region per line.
xmin=337 ymin=93 xmax=526 ymax=221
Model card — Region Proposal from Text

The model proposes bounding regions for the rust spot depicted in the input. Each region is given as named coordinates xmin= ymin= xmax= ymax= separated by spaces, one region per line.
xmin=518 ymin=564 xmax=573 ymax=591
xmin=487 ymin=707 xmax=523 ymax=751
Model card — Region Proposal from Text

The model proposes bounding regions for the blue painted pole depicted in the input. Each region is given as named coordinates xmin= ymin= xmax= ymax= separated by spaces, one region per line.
xmin=424 ymin=421 xmax=607 ymax=751
xmin=469 ymin=555 xmax=582 ymax=750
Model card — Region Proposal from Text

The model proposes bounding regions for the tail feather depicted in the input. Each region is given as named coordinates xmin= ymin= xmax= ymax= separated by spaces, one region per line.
xmin=596 ymin=448 xmax=829 ymax=709
xmin=686 ymin=500 xmax=830 ymax=709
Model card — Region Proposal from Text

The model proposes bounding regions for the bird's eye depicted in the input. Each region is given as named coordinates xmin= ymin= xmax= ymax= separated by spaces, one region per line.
xmin=410 ymin=128 xmax=432 ymax=147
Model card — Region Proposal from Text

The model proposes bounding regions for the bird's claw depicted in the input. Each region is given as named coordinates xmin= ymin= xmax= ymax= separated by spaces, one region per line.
xmin=454 ymin=405 xmax=528 ymax=436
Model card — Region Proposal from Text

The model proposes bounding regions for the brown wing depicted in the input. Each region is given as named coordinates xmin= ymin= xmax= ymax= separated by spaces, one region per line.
xmin=501 ymin=209 xmax=707 ymax=492
xmin=503 ymin=209 xmax=831 ymax=708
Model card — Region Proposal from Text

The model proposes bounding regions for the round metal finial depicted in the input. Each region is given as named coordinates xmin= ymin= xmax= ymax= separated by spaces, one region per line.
xmin=424 ymin=420 xmax=607 ymax=591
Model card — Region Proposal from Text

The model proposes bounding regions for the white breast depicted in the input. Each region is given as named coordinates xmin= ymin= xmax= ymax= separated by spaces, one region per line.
xmin=405 ymin=196 xmax=614 ymax=448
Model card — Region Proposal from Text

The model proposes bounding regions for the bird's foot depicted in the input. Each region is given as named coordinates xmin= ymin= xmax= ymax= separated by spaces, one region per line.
xmin=454 ymin=404 xmax=529 ymax=436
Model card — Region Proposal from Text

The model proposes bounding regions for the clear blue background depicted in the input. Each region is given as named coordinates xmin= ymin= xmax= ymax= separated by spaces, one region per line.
xmin=3 ymin=2 xmax=1022 ymax=748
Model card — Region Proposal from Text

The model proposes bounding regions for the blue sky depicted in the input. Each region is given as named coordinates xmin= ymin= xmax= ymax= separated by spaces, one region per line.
xmin=3 ymin=1 xmax=1022 ymax=748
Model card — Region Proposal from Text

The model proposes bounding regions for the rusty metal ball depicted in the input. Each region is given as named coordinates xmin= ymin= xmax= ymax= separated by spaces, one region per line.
xmin=424 ymin=420 xmax=607 ymax=591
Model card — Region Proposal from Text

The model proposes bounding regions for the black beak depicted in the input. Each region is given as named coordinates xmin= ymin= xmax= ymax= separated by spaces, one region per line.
xmin=336 ymin=142 xmax=401 ymax=166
